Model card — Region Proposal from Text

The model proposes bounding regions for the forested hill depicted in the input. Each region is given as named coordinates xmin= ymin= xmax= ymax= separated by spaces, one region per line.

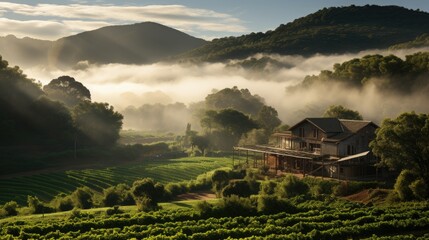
xmin=0 ymin=22 xmax=207 ymax=69
xmin=49 ymin=22 xmax=207 ymax=68
xmin=180 ymin=5 xmax=429 ymax=62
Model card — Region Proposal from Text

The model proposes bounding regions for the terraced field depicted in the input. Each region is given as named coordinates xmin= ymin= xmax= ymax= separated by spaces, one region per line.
xmin=0 ymin=157 xmax=232 ymax=205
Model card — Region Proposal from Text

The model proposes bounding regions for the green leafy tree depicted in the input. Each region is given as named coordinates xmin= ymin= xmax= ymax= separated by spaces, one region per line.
xmin=73 ymin=101 xmax=123 ymax=146
xmin=370 ymin=112 xmax=429 ymax=181
xmin=43 ymin=76 xmax=91 ymax=108
xmin=256 ymin=106 xmax=282 ymax=133
xmin=190 ymin=135 xmax=210 ymax=155
xmin=323 ymin=105 xmax=363 ymax=120
xmin=214 ymin=109 xmax=259 ymax=139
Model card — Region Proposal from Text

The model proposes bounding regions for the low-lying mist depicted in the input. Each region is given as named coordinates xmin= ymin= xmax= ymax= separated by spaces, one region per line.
xmin=25 ymin=47 xmax=429 ymax=131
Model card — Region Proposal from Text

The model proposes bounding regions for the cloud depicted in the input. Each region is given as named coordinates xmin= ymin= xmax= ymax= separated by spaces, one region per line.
xmin=24 ymin=47 xmax=429 ymax=129
xmin=0 ymin=3 xmax=247 ymax=40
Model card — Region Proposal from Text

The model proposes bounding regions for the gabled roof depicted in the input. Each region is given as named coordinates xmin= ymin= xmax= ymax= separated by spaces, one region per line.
xmin=289 ymin=118 xmax=344 ymax=133
xmin=339 ymin=119 xmax=378 ymax=133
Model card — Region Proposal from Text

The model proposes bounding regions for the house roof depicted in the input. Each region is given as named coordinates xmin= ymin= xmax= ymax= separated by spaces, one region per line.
xmin=339 ymin=119 xmax=377 ymax=133
xmin=288 ymin=118 xmax=378 ymax=143
xmin=289 ymin=118 xmax=344 ymax=133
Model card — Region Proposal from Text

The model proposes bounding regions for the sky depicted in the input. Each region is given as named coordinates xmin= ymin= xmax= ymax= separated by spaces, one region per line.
xmin=0 ymin=0 xmax=428 ymax=40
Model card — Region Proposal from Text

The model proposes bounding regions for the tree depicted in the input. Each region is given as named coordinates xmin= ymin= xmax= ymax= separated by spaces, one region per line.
xmin=190 ymin=135 xmax=210 ymax=155
xmin=73 ymin=102 xmax=123 ymax=146
xmin=256 ymin=106 xmax=282 ymax=133
xmin=370 ymin=112 xmax=429 ymax=181
xmin=323 ymin=105 xmax=363 ymax=120
xmin=214 ymin=109 xmax=259 ymax=139
xmin=43 ymin=76 xmax=91 ymax=108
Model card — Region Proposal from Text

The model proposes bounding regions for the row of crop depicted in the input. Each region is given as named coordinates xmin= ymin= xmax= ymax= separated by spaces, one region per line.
xmin=3 ymin=201 xmax=428 ymax=239
xmin=0 ymin=157 xmax=232 ymax=205
xmin=4 ymin=210 xmax=429 ymax=240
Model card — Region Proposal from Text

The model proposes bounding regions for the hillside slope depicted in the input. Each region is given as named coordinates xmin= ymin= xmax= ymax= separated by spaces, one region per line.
xmin=0 ymin=22 xmax=207 ymax=68
xmin=181 ymin=5 xmax=429 ymax=62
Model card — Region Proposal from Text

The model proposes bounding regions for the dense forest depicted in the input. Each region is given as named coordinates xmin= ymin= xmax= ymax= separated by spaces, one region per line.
xmin=180 ymin=5 xmax=429 ymax=62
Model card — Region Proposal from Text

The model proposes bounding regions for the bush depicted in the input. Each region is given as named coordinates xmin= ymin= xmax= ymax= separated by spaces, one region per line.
xmin=214 ymin=195 xmax=256 ymax=217
xmin=0 ymin=201 xmax=19 ymax=217
xmin=51 ymin=194 xmax=74 ymax=211
xmin=27 ymin=196 xmax=55 ymax=214
xmin=257 ymin=195 xmax=296 ymax=214
xmin=136 ymin=196 xmax=159 ymax=212
xmin=276 ymin=175 xmax=309 ymax=198
xmin=409 ymin=178 xmax=428 ymax=200
xmin=394 ymin=170 xmax=417 ymax=201
xmin=222 ymin=180 xmax=253 ymax=197
xmin=260 ymin=180 xmax=277 ymax=195
xmin=106 ymin=205 xmax=123 ymax=215
xmin=165 ymin=182 xmax=188 ymax=197
xmin=71 ymin=187 xmax=94 ymax=209
xmin=102 ymin=183 xmax=135 ymax=207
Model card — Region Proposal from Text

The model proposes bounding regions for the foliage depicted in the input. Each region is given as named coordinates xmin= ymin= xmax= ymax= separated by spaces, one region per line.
xmin=394 ymin=169 xmax=428 ymax=201
xmin=276 ymin=175 xmax=310 ymax=198
xmin=370 ymin=112 xmax=429 ymax=181
xmin=323 ymin=105 xmax=363 ymax=120
xmin=102 ymin=184 xmax=135 ymax=207
xmin=0 ymin=201 xmax=19 ymax=217
xmin=205 ymin=86 xmax=265 ymax=116
xmin=190 ymin=135 xmax=210 ymax=155
xmin=211 ymin=170 xmax=230 ymax=195
xmin=27 ymin=196 xmax=55 ymax=214
xmin=43 ymin=75 xmax=91 ymax=108
xmin=256 ymin=106 xmax=282 ymax=133
xmin=51 ymin=193 xmax=74 ymax=211
xmin=390 ymin=33 xmax=429 ymax=49
xmin=292 ymin=52 xmax=429 ymax=93
xmin=257 ymin=195 xmax=296 ymax=214
xmin=73 ymin=101 xmax=123 ymax=147
xmin=2 ymin=197 xmax=429 ymax=239
xmin=183 ymin=5 xmax=429 ymax=61
xmin=259 ymin=180 xmax=278 ymax=195
xmin=71 ymin=187 xmax=94 ymax=209
xmin=221 ymin=180 xmax=257 ymax=198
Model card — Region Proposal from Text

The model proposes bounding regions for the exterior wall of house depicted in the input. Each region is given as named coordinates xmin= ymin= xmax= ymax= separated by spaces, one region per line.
xmin=290 ymin=122 xmax=326 ymax=141
xmin=321 ymin=142 xmax=338 ymax=156
xmin=337 ymin=125 xmax=377 ymax=157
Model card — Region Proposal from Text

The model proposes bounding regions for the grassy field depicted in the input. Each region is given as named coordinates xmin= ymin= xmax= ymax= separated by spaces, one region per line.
xmin=0 ymin=157 xmax=233 ymax=205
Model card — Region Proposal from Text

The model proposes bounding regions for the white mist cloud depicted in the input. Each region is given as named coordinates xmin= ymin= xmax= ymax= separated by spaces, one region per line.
xmin=0 ymin=3 xmax=247 ymax=40
xmin=25 ymin=47 xmax=429 ymax=129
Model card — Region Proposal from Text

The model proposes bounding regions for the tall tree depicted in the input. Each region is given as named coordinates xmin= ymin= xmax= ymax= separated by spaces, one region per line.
xmin=323 ymin=105 xmax=363 ymax=120
xmin=370 ymin=112 xmax=429 ymax=180
xmin=256 ymin=106 xmax=282 ymax=133
xmin=73 ymin=102 xmax=123 ymax=147
xmin=43 ymin=76 xmax=91 ymax=108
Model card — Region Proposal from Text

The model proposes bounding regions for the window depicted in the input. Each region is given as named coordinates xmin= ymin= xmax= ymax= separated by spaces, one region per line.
xmin=313 ymin=128 xmax=318 ymax=138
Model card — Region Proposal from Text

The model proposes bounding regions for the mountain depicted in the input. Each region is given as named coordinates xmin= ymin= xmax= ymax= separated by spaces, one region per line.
xmin=48 ymin=22 xmax=207 ymax=68
xmin=0 ymin=35 xmax=51 ymax=68
xmin=0 ymin=22 xmax=207 ymax=69
xmin=181 ymin=5 xmax=429 ymax=62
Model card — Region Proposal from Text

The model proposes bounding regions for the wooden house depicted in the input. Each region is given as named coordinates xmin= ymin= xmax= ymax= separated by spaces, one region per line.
xmin=234 ymin=118 xmax=381 ymax=180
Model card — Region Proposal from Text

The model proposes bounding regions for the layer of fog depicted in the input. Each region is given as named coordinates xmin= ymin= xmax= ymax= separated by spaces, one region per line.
xmin=25 ymin=47 xmax=429 ymax=130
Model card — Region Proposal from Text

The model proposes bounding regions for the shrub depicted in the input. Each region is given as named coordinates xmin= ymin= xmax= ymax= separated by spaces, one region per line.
xmin=71 ymin=187 xmax=94 ymax=209
xmin=222 ymin=180 xmax=253 ymax=197
xmin=0 ymin=201 xmax=19 ymax=217
xmin=51 ymin=194 xmax=74 ymax=211
xmin=214 ymin=195 xmax=256 ymax=217
xmin=136 ymin=196 xmax=159 ymax=212
xmin=104 ymin=184 xmax=134 ymax=206
xmin=409 ymin=178 xmax=428 ymax=200
xmin=276 ymin=175 xmax=309 ymax=198
xmin=257 ymin=195 xmax=296 ymax=214
xmin=27 ymin=196 xmax=55 ymax=214
xmin=165 ymin=182 xmax=188 ymax=197
xmin=195 ymin=201 xmax=213 ymax=216
xmin=394 ymin=170 xmax=417 ymax=201
xmin=260 ymin=180 xmax=277 ymax=195
xmin=106 ymin=205 xmax=123 ymax=215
